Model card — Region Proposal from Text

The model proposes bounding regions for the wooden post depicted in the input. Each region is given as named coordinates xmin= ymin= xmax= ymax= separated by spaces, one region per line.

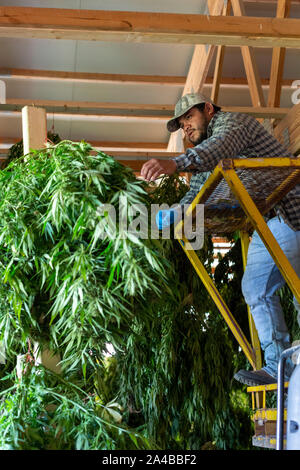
xmin=22 ymin=105 xmax=47 ymax=156
xmin=21 ymin=105 xmax=62 ymax=374
xmin=0 ymin=80 xmax=5 ymax=104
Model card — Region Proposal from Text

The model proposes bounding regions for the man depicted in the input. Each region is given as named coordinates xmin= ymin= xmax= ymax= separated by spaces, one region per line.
xmin=141 ymin=92 xmax=300 ymax=386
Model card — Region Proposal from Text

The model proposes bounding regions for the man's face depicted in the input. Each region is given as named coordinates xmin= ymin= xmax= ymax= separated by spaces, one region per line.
xmin=178 ymin=106 xmax=209 ymax=146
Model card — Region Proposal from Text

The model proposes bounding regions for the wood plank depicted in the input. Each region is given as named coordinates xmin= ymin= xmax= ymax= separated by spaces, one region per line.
xmin=183 ymin=41 xmax=216 ymax=96
xmin=0 ymin=103 xmax=291 ymax=119
xmin=0 ymin=67 xmax=186 ymax=86
xmin=22 ymin=106 xmax=47 ymax=155
xmin=167 ymin=0 xmax=225 ymax=153
xmin=5 ymin=98 xmax=174 ymax=112
xmin=89 ymin=141 xmax=167 ymax=150
xmin=268 ymin=0 xmax=291 ymax=108
xmin=0 ymin=103 xmax=171 ymax=119
xmin=0 ymin=148 xmax=178 ymax=158
xmin=0 ymin=147 xmax=180 ymax=172
xmin=101 ymin=151 xmax=178 ymax=159
xmin=0 ymin=67 xmax=296 ymax=88
xmin=273 ymin=102 xmax=300 ymax=155
xmin=182 ymin=0 xmax=225 ymax=95
xmin=167 ymin=42 xmax=216 ymax=152
xmin=0 ymin=137 xmax=167 ymax=150
xmin=231 ymin=0 xmax=266 ymax=107
xmin=0 ymin=137 xmax=19 ymax=145
xmin=211 ymin=44 xmax=226 ymax=104
xmin=210 ymin=1 xmax=232 ymax=104
xmin=0 ymin=7 xmax=300 ymax=48
xmin=206 ymin=77 xmax=295 ymax=87
xmin=244 ymin=0 xmax=297 ymax=3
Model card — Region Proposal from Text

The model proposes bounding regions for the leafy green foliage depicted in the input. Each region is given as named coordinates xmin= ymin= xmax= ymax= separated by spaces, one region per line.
xmin=0 ymin=140 xmax=170 ymax=449
xmin=0 ymin=364 xmax=153 ymax=450
xmin=113 ymin=176 xmax=253 ymax=450
xmin=0 ymin=141 xmax=168 ymax=371
xmin=0 ymin=143 xmax=273 ymax=450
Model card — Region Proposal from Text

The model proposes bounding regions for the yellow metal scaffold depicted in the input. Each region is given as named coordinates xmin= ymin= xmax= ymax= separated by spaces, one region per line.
xmin=175 ymin=157 xmax=300 ymax=371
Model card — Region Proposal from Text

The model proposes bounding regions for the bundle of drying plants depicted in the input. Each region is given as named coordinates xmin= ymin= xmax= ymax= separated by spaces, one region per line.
xmin=0 ymin=140 xmax=253 ymax=450
xmin=0 ymin=140 xmax=171 ymax=449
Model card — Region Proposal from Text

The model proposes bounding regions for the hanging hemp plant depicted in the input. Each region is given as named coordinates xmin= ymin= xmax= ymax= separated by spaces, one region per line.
xmin=112 ymin=175 xmax=253 ymax=450
xmin=0 ymin=140 xmax=170 ymax=450
xmin=0 ymin=142 xmax=253 ymax=450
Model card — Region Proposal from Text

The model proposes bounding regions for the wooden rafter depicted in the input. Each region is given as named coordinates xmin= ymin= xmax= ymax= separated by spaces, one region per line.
xmin=243 ymin=0 xmax=298 ymax=3
xmin=5 ymin=98 xmax=175 ymax=113
xmin=0 ymin=103 xmax=291 ymax=120
xmin=268 ymin=0 xmax=291 ymax=108
xmin=167 ymin=0 xmax=225 ymax=153
xmin=0 ymin=137 xmax=168 ymax=151
xmin=210 ymin=1 xmax=232 ymax=104
xmin=0 ymin=67 xmax=296 ymax=88
xmin=0 ymin=7 xmax=300 ymax=48
xmin=0 ymin=67 xmax=186 ymax=86
xmin=231 ymin=0 xmax=266 ymax=107
xmin=22 ymin=106 xmax=47 ymax=156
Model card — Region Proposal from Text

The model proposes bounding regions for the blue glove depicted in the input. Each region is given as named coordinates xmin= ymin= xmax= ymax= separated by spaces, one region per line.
xmin=156 ymin=209 xmax=179 ymax=230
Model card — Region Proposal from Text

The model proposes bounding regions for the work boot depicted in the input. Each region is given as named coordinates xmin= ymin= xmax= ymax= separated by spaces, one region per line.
xmin=234 ymin=369 xmax=277 ymax=386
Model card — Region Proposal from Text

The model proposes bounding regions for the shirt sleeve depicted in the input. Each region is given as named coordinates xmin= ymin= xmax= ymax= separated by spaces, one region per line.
xmin=179 ymin=172 xmax=211 ymax=206
xmin=173 ymin=114 xmax=255 ymax=172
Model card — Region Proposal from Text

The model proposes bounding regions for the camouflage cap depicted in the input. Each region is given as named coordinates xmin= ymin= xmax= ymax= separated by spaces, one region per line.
xmin=167 ymin=92 xmax=215 ymax=133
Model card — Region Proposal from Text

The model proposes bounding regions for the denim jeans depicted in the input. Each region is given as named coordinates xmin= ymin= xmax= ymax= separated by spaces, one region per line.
xmin=242 ymin=217 xmax=300 ymax=380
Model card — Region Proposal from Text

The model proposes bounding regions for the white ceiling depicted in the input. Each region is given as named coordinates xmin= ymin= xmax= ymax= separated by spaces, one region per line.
xmin=0 ymin=0 xmax=300 ymax=151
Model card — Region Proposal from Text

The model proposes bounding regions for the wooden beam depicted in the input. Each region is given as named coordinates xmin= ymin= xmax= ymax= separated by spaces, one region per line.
xmin=0 ymin=148 xmax=177 ymax=159
xmin=243 ymin=0 xmax=298 ymax=3
xmin=22 ymin=106 xmax=47 ymax=155
xmin=0 ymin=8 xmax=300 ymax=48
xmin=273 ymin=102 xmax=300 ymax=155
xmin=231 ymin=0 xmax=266 ymax=107
xmin=0 ymin=103 xmax=171 ymax=119
xmin=0 ymin=137 xmax=167 ymax=150
xmin=5 ymin=98 xmax=174 ymax=113
xmin=268 ymin=0 xmax=291 ymax=108
xmin=206 ymin=77 xmax=296 ymax=87
xmin=167 ymin=0 xmax=225 ymax=153
xmin=0 ymin=137 xmax=19 ymax=145
xmin=0 ymin=148 xmax=180 ymax=171
xmin=181 ymin=0 xmax=225 ymax=96
xmin=0 ymin=67 xmax=296 ymax=88
xmin=206 ymin=106 xmax=290 ymax=118
xmin=0 ymin=67 xmax=186 ymax=86
xmin=102 ymin=151 xmax=178 ymax=159
xmin=0 ymin=103 xmax=291 ymax=119
xmin=211 ymin=44 xmax=226 ymax=104
xmin=89 ymin=141 xmax=167 ymax=150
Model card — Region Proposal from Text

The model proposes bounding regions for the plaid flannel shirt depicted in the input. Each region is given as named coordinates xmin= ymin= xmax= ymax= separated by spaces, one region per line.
xmin=173 ymin=111 xmax=300 ymax=231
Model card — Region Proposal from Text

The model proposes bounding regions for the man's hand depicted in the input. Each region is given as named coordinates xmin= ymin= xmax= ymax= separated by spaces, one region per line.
xmin=141 ymin=158 xmax=177 ymax=182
